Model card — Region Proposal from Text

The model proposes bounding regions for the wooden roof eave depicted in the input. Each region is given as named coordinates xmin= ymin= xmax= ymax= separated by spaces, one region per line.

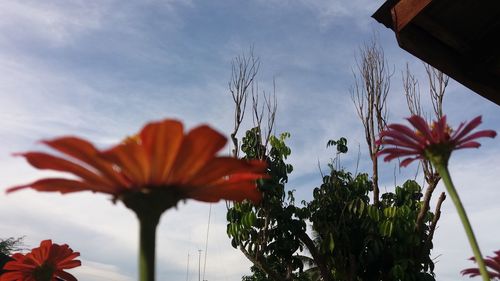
xmin=372 ymin=0 xmax=500 ymax=106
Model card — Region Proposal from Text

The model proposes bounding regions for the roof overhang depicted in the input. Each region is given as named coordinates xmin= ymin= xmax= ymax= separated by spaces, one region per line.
xmin=373 ymin=0 xmax=500 ymax=106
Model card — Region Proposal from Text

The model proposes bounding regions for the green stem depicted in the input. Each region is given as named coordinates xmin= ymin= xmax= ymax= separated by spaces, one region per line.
xmin=138 ymin=214 xmax=160 ymax=281
xmin=434 ymin=163 xmax=490 ymax=281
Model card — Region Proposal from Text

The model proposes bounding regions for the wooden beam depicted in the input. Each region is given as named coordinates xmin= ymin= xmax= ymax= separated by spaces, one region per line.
xmin=372 ymin=0 xmax=400 ymax=29
xmin=391 ymin=0 xmax=432 ymax=32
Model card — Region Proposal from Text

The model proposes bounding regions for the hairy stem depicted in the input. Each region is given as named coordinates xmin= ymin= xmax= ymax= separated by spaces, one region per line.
xmin=434 ymin=163 xmax=489 ymax=281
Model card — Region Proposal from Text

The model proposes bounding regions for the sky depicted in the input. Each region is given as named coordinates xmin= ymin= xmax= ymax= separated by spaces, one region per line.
xmin=0 ymin=1 xmax=499 ymax=280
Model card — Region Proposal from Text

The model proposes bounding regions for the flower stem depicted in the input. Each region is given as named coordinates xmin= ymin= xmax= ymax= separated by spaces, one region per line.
xmin=434 ymin=163 xmax=490 ymax=281
xmin=138 ymin=214 xmax=160 ymax=281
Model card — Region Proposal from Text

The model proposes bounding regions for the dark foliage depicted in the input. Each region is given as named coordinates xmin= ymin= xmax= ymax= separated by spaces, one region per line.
xmin=228 ymin=132 xmax=437 ymax=281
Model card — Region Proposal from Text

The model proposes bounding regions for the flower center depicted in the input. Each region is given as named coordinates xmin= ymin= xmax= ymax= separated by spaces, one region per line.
xmin=33 ymin=262 xmax=55 ymax=281
xmin=430 ymin=122 xmax=453 ymax=141
xmin=424 ymin=144 xmax=452 ymax=167
xmin=122 ymin=134 xmax=142 ymax=145
xmin=120 ymin=187 xmax=184 ymax=219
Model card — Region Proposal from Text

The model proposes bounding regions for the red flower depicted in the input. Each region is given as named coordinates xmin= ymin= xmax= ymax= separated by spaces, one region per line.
xmin=462 ymin=250 xmax=500 ymax=279
xmin=377 ymin=115 xmax=496 ymax=167
xmin=8 ymin=119 xmax=267 ymax=212
xmin=0 ymin=240 xmax=81 ymax=281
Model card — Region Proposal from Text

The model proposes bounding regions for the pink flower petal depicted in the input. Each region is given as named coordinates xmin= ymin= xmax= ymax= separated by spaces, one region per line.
xmin=455 ymin=130 xmax=497 ymax=146
xmin=407 ymin=116 xmax=433 ymax=141
xmin=400 ymin=157 xmax=421 ymax=167
xmin=455 ymin=141 xmax=481 ymax=149
xmin=452 ymin=116 xmax=482 ymax=141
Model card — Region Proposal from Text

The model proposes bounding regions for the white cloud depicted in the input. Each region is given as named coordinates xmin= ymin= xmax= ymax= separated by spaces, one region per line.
xmin=0 ymin=1 xmax=106 ymax=46
xmin=303 ymin=0 xmax=383 ymax=27
xmin=73 ymin=260 xmax=135 ymax=281
xmin=256 ymin=0 xmax=384 ymax=29
xmin=0 ymin=0 xmax=195 ymax=47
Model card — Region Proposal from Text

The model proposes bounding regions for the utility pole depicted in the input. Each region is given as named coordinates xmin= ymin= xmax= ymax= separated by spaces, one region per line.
xmin=203 ymin=204 xmax=212 ymax=281
xmin=198 ymin=249 xmax=202 ymax=281
xmin=185 ymin=252 xmax=190 ymax=281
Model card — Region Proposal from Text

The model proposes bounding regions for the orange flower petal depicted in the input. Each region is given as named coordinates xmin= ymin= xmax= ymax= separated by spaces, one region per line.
xmin=169 ymin=125 xmax=226 ymax=183
xmin=58 ymin=259 xmax=82 ymax=270
xmin=0 ymin=272 xmax=24 ymax=280
xmin=226 ymin=172 xmax=268 ymax=182
xmin=140 ymin=119 xmax=184 ymax=185
xmin=55 ymin=270 xmax=78 ymax=281
xmin=2 ymin=258 xmax=36 ymax=271
xmin=43 ymin=137 xmax=129 ymax=187
xmin=7 ymin=178 xmax=112 ymax=194
xmin=17 ymin=152 xmax=114 ymax=187
xmin=187 ymin=157 xmax=265 ymax=186
xmin=101 ymin=141 xmax=150 ymax=187
xmin=31 ymin=240 xmax=51 ymax=264
xmin=48 ymin=244 xmax=81 ymax=269
xmin=189 ymin=182 xmax=261 ymax=203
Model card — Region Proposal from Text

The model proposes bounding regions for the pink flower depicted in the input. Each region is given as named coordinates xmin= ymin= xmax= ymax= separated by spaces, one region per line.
xmin=377 ymin=115 xmax=496 ymax=167
xmin=462 ymin=250 xmax=500 ymax=279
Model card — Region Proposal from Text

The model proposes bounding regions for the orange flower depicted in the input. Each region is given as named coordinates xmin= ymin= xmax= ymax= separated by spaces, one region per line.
xmin=8 ymin=119 xmax=266 ymax=212
xmin=8 ymin=119 xmax=267 ymax=281
xmin=1 ymin=240 xmax=81 ymax=281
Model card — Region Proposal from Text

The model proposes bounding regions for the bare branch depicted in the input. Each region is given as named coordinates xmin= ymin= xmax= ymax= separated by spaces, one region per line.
xmin=229 ymin=47 xmax=260 ymax=157
xmin=402 ymin=63 xmax=422 ymax=116
xmin=415 ymin=176 xmax=439 ymax=231
xmin=403 ymin=63 xmax=447 ymax=230
xmin=297 ymin=232 xmax=334 ymax=281
xmin=424 ymin=63 xmax=449 ymax=119
xmin=252 ymin=82 xmax=264 ymax=130
xmin=263 ymin=79 xmax=277 ymax=150
xmin=351 ymin=35 xmax=392 ymax=205
xmin=250 ymin=77 xmax=278 ymax=159
xmin=227 ymin=50 xmax=286 ymax=280
xmin=239 ymin=245 xmax=287 ymax=281
xmin=426 ymin=192 xmax=446 ymax=245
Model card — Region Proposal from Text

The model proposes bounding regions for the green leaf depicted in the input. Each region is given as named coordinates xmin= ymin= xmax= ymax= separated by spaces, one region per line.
xmin=358 ymin=201 xmax=365 ymax=217
xmin=249 ymin=211 xmax=256 ymax=226
xmin=329 ymin=234 xmax=335 ymax=252
xmin=388 ymin=221 xmax=394 ymax=236
xmin=383 ymin=206 xmax=397 ymax=218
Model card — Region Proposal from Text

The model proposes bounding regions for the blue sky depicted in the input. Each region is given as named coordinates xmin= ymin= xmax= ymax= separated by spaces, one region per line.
xmin=0 ymin=1 xmax=498 ymax=280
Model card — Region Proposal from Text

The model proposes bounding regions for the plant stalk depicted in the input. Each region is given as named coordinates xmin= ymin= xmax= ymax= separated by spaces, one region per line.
xmin=434 ymin=163 xmax=490 ymax=281
xmin=138 ymin=214 xmax=160 ymax=281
